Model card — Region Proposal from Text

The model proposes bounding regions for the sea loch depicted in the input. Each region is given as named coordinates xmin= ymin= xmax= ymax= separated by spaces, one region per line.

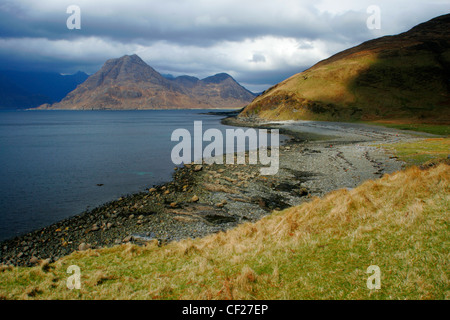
xmin=0 ymin=109 xmax=254 ymax=241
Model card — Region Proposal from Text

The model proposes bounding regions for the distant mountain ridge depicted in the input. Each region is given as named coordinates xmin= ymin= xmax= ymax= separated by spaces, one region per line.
xmin=239 ymin=14 xmax=450 ymax=124
xmin=39 ymin=54 xmax=255 ymax=110
xmin=0 ymin=70 xmax=88 ymax=110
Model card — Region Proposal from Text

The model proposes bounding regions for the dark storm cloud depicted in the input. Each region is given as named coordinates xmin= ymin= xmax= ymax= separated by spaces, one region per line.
xmin=249 ymin=54 xmax=267 ymax=63
xmin=0 ymin=0 xmax=326 ymax=45
xmin=0 ymin=0 xmax=448 ymax=92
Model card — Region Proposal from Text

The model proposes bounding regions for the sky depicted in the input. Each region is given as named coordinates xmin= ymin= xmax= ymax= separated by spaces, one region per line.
xmin=0 ymin=0 xmax=448 ymax=93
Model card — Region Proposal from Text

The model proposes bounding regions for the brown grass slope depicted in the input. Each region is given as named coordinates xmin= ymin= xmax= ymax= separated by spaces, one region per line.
xmin=0 ymin=163 xmax=448 ymax=299
xmin=240 ymin=14 xmax=450 ymax=124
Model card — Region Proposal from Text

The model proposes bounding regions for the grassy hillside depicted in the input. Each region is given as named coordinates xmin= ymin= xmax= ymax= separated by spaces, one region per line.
xmin=379 ymin=138 xmax=450 ymax=167
xmin=0 ymin=156 xmax=448 ymax=299
xmin=240 ymin=14 xmax=450 ymax=124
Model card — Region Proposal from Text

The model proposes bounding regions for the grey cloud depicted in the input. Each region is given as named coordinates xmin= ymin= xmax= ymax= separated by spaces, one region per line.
xmin=249 ymin=54 xmax=266 ymax=63
xmin=0 ymin=0 xmax=356 ymax=46
xmin=0 ymin=0 xmax=448 ymax=92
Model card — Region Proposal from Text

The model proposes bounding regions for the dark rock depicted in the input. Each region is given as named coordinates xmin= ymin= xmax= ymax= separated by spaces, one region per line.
xmin=203 ymin=215 xmax=237 ymax=224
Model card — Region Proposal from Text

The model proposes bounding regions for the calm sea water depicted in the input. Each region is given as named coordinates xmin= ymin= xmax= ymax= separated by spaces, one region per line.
xmin=0 ymin=110 xmax=257 ymax=241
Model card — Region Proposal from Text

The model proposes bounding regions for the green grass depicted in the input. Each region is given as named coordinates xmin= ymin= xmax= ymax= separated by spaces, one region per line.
xmin=378 ymin=138 xmax=450 ymax=166
xmin=0 ymin=164 xmax=448 ymax=300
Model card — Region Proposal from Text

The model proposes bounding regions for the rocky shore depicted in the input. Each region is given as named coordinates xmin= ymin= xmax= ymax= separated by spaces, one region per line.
xmin=0 ymin=117 xmax=415 ymax=267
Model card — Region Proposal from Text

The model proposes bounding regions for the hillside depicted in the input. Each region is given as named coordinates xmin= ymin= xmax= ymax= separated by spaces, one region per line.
xmin=0 ymin=71 xmax=88 ymax=110
xmin=239 ymin=14 xmax=450 ymax=124
xmin=0 ymin=75 xmax=48 ymax=110
xmin=39 ymin=55 xmax=255 ymax=110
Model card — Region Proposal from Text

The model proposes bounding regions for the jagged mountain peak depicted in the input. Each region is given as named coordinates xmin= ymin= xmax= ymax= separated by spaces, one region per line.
xmin=83 ymin=54 xmax=167 ymax=89
xmin=38 ymin=54 xmax=255 ymax=110
xmin=202 ymin=73 xmax=233 ymax=84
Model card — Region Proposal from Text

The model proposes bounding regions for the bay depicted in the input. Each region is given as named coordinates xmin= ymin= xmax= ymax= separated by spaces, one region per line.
xmin=0 ymin=109 xmax=261 ymax=241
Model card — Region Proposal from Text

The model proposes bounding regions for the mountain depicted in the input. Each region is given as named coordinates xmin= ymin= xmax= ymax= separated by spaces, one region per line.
xmin=0 ymin=74 xmax=48 ymax=110
xmin=0 ymin=70 xmax=88 ymax=110
xmin=239 ymin=14 xmax=450 ymax=124
xmin=39 ymin=54 xmax=255 ymax=110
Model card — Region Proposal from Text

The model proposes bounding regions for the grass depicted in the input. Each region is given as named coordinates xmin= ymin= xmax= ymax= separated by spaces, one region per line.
xmin=0 ymin=163 xmax=448 ymax=300
xmin=365 ymin=122 xmax=450 ymax=137
xmin=378 ymin=138 xmax=450 ymax=167
xmin=240 ymin=53 xmax=378 ymax=121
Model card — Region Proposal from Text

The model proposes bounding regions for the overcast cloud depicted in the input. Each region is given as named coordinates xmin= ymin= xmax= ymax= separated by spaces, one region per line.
xmin=0 ymin=0 xmax=448 ymax=92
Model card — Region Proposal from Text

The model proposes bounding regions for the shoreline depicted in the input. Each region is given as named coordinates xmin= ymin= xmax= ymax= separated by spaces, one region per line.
xmin=0 ymin=116 xmax=416 ymax=267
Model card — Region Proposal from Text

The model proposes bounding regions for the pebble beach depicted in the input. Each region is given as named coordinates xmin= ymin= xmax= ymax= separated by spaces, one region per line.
xmin=0 ymin=116 xmax=417 ymax=267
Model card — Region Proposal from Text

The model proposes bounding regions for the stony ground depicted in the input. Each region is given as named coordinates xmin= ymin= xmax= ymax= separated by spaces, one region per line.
xmin=0 ymin=118 xmax=418 ymax=267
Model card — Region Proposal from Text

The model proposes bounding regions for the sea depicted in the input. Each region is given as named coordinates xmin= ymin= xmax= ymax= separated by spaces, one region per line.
xmin=0 ymin=109 xmax=274 ymax=241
